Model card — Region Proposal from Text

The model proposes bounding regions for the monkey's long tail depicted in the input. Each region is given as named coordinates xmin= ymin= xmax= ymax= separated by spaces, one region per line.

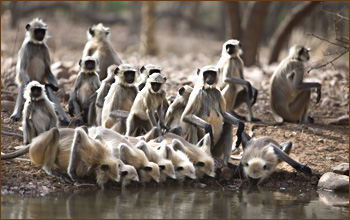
xmin=1 ymin=145 xmax=30 ymax=160
xmin=1 ymin=131 xmax=23 ymax=139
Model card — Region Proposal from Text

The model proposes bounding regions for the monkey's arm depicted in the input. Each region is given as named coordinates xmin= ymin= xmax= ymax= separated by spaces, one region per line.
xmin=109 ymin=110 xmax=129 ymax=119
xmin=68 ymin=74 xmax=84 ymax=117
xmin=43 ymin=46 xmax=59 ymax=91
xmin=272 ymin=144 xmax=312 ymax=175
xmin=18 ymin=47 xmax=31 ymax=84
xmin=47 ymin=101 xmax=58 ymax=128
xmin=182 ymin=114 xmax=214 ymax=146
xmin=96 ymin=83 xmax=111 ymax=108
xmin=157 ymin=105 xmax=169 ymax=131
xmin=291 ymin=71 xmax=322 ymax=103
xmin=223 ymin=112 xmax=245 ymax=148
xmin=23 ymin=104 xmax=33 ymax=145
xmin=224 ymin=76 xmax=253 ymax=99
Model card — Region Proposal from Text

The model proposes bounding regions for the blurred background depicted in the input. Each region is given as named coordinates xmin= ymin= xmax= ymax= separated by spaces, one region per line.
xmin=1 ymin=1 xmax=349 ymax=67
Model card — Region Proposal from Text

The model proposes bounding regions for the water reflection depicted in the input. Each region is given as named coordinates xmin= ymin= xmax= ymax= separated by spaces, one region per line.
xmin=1 ymin=186 xmax=348 ymax=219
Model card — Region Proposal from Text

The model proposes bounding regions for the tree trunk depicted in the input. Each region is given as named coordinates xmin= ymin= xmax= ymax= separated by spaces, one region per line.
xmin=267 ymin=1 xmax=320 ymax=64
xmin=128 ymin=1 xmax=142 ymax=43
xmin=224 ymin=1 xmax=241 ymax=40
xmin=241 ymin=2 xmax=271 ymax=66
xmin=139 ymin=1 xmax=157 ymax=55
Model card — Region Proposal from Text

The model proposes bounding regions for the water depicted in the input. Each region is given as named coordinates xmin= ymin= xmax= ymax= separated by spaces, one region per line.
xmin=1 ymin=187 xmax=348 ymax=219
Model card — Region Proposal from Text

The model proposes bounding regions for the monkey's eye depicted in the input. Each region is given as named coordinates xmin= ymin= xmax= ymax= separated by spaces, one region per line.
xmin=245 ymin=163 xmax=249 ymax=167
xmin=263 ymin=165 xmax=267 ymax=170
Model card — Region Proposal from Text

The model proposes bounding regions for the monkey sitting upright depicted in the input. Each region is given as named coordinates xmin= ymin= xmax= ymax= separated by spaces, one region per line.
xmin=10 ymin=18 xmax=69 ymax=125
xmin=22 ymin=81 xmax=58 ymax=144
xmin=68 ymin=56 xmax=101 ymax=125
xmin=101 ymin=64 xmax=138 ymax=134
xmin=216 ymin=39 xmax=260 ymax=122
xmin=83 ymin=23 xmax=122 ymax=81
xmin=164 ymin=85 xmax=193 ymax=132
xmin=269 ymin=45 xmax=321 ymax=123
xmin=233 ymin=132 xmax=312 ymax=185
xmin=181 ymin=65 xmax=244 ymax=164
xmin=126 ymin=73 xmax=169 ymax=136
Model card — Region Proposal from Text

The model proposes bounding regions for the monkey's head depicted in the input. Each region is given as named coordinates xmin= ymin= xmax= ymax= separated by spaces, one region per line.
xmin=120 ymin=163 xmax=139 ymax=187
xmin=114 ymin=64 xmax=138 ymax=86
xmin=222 ymin=39 xmax=241 ymax=57
xmin=143 ymin=161 xmax=161 ymax=183
xmin=147 ymin=73 xmax=167 ymax=93
xmin=177 ymin=85 xmax=193 ymax=101
xmin=289 ymin=45 xmax=311 ymax=62
xmin=195 ymin=134 xmax=216 ymax=178
xmin=87 ymin=23 xmax=110 ymax=41
xmin=95 ymin=157 xmax=121 ymax=188
xmin=26 ymin=18 xmax=48 ymax=44
xmin=159 ymin=159 xmax=176 ymax=180
xmin=24 ymin=81 xmax=47 ymax=101
xmin=196 ymin=66 xmax=220 ymax=89
xmin=176 ymin=161 xmax=197 ymax=182
xmin=79 ymin=56 xmax=99 ymax=73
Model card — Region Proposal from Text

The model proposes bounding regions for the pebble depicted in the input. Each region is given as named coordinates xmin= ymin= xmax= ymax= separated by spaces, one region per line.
xmin=333 ymin=163 xmax=349 ymax=176
xmin=318 ymin=172 xmax=349 ymax=191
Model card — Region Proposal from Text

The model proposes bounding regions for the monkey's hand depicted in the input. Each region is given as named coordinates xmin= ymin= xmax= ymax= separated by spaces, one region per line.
xmin=205 ymin=124 xmax=214 ymax=147
xmin=316 ymin=88 xmax=321 ymax=104
xmin=10 ymin=114 xmax=21 ymax=122
xmin=299 ymin=164 xmax=312 ymax=175
xmin=161 ymin=125 xmax=170 ymax=132
xmin=235 ymin=122 xmax=245 ymax=148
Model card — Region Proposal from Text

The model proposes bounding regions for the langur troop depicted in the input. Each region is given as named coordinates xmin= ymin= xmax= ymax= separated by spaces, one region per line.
xmin=4 ymin=18 xmax=321 ymax=189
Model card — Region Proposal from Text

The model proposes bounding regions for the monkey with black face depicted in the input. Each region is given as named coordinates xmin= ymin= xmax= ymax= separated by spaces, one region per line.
xmin=165 ymin=85 xmax=193 ymax=132
xmin=10 ymin=18 xmax=69 ymax=125
xmin=217 ymin=39 xmax=260 ymax=122
xmin=102 ymin=64 xmax=138 ymax=134
xmin=22 ymin=81 xmax=58 ymax=145
xmin=181 ymin=65 xmax=244 ymax=164
xmin=68 ymin=56 xmax=100 ymax=125
xmin=83 ymin=23 xmax=122 ymax=81
xmin=233 ymin=132 xmax=312 ymax=185
xmin=126 ymin=73 xmax=169 ymax=136
xmin=269 ymin=45 xmax=321 ymax=124
xmin=137 ymin=64 xmax=162 ymax=91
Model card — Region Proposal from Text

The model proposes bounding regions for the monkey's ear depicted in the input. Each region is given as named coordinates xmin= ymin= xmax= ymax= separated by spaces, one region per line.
xmin=114 ymin=67 xmax=120 ymax=75
xmin=178 ymin=87 xmax=185 ymax=95
xmin=101 ymin=164 xmax=110 ymax=171
xmin=140 ymin=66 xmax=146 ymax=73
xmin=159 ymin=165 xmax=165 ymax=170
xmin=197 ymin=69 xmax=201 ymax=75
xmin=176 ymin=166 xmax=184 ymax=171
xmin=89 ymin=27 xmax=94 ymax=36
xmin=196 ymin=162 xmax=205 ymax=167
xmin=298 ymin=48 xmax=303 ymax=57
xmin=143 ymin=166 xmax=152 ymax=172
xmin=95 ymin=135 xmax=102 ymax=141
xmin=121 ymin=171 xmax=128 ymax=177
xmin=79 ymin=59 xmax=82 ymax=67
xmin=26 ymin=24 xmax=31 ymax=31
xmin=105 ymin=30 xmax=110 ymax=35
xmin=163 ymin=76 xmax=167 ymax=81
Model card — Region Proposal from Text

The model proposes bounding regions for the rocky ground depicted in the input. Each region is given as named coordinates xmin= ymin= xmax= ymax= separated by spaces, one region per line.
xmin=1 ymin=14 xmax=349 ymax=195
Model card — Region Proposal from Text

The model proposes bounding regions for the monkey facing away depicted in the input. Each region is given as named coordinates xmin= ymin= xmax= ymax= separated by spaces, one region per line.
xmin=25 ymin=127 xmax=121 ymax=188
xmin=181 ymin=65 xmax=244 ymax=164
xmin=83 ymin=23 xmax=122 ymax=81
xmin=126 ymin=73 xmax=169 ymax=136
xmin=68 ymin=56 xmax=101 ymax=125
xmin=269 ymin=45 xmax=321 ymax=123
xmin=233 ymin=132 xmax=312 ymax=185
xmin=101 ymin=64 xmax=138 ymax=134
xmin=216 ymin=39 xmax=259 ymax=122
xmin=165 ymin=85 xmax=193 ymax=131
xmin=10 ymin=18 xmax=69 ymax=125
xmin=22 ymin=81 xmax=58 ymax=144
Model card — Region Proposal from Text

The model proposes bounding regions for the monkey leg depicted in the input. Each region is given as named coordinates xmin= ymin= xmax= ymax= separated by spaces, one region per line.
xmin=169 ymin=126 xmax=182 ymax=137
xmin=46 ymin=86 xmax=70 ymax=126
xmin=10 ymin=82 xmax=26 ymax=121
xmin=232 ymin=88 xmax=260 ymax=122
xmin=222 ymin=84 xmax=237 ymax=111
xmin=183 ymin=124 xmax=199 ymax=144
xmin=95 ymin=106 xmax=103 ymax=126
xmin=212 ymin=122 xmax=232 ymax=165
xmin=285 ymin=90 xmax=311 ymax=122
xmin=29 ymin=128 xmax=59 ymax=175
xmin=126 ymin=115 xmax=139 ymax=137
xmin=111 ymin=119 xmax=126 ymax=135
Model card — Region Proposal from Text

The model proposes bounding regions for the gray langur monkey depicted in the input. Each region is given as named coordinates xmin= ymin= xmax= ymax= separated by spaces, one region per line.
xmin=181 ymin=65 xmax=244 ymax=164
xmin=233 ymin=132 xmax=312 ymax=185
xmin=102 ymin=64 xmax=138 ymax=134
xmin=68 ymin=56 xmax=101 ymax=125
xmin=164 ymin=85 xmax=193 ymax=132
xmin=22 ymin=81 xmax=58 ymax=144
xmin=83 ymin=23 xmax=122 ymax=81
xmin=126 ymin=73 xmax=169 ymax=137
xmin=217 ymin=39 xmax=260 ymax=122
xmin=10 ymin=18 xmax=69 ymax=125
xmin=269 ymin=45 xmax=321 ymax=123
xmin=137 ymin=64 xmax=162 ymax=91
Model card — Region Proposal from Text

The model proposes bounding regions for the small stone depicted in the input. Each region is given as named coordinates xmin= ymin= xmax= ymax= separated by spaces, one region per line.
xmin=309 ymin=127 xmax=323 ymax=135
xmin=317 ymin=139 xmax=324 ymax=143
xmin=318 ymin=172 xmax=349 ymax=191
xmin=333 ymin=163 xmax=349 ymax=176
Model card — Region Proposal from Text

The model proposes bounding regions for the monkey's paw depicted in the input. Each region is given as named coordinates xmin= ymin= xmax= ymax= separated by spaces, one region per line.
xmin=60 ymin=119 xmax=70 ymax=126
xmin=10 ymin=114 xmax=21 ymax=122
xmin=300 ymin=165 xmax=312 ymax=175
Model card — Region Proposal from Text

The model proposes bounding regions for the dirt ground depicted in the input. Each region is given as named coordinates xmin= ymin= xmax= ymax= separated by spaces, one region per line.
xmin=1 ymin=13 xmax=349 ymax=195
